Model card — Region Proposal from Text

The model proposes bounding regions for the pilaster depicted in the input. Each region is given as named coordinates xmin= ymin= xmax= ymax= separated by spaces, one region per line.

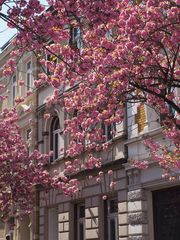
xmin=128 ymin=189 xmax=149 ymax=240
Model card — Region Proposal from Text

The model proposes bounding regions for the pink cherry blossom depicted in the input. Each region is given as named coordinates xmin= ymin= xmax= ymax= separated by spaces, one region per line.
xmin=0 ymin=0 xmax=179 ymax=217
xmin=102 ymin=195 xmax=107 ymax=200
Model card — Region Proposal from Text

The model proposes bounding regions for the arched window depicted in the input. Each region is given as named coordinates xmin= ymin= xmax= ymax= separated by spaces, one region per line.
xmin=50 ymin=117 xmax=61 ymax=161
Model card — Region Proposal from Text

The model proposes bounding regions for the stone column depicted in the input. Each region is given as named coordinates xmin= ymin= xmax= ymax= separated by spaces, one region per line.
xmin=128 ymin=189 xmax=149 ymax=240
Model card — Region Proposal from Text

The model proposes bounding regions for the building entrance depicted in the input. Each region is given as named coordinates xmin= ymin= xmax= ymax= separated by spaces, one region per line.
xmin=153 ymin=186 xmax=180 ymax=240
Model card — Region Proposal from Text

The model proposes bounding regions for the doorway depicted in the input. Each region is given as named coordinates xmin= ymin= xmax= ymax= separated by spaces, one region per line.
xmin=153 ymin=186 xmax=180 ymax=240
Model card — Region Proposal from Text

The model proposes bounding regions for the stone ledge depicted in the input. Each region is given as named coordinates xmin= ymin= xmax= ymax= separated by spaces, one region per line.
xmin=129 ymin=236 xmax=149 ymax=240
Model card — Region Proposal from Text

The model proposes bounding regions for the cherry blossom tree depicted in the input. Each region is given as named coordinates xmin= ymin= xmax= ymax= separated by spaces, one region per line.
xmin=0 ymin=105 xmax=54 ymax=219
xmin=0 ymin=0 xmax=180 ymax=215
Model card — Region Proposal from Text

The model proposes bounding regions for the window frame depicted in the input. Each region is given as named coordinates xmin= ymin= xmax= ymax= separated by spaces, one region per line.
xmin=102 ymin=122 xmax=116 ymax=142
xmin=105 ymin=198 xmax=119 ymax=240
xmin=69 ymin=26 xmax=83 ymax=51
xmin=45 ymin=41 xmax=58 ymax=75
xmin=12 ymin=74 xmax=17 ymax=105
xmin=26 ymin=61 xmax=33 ymax=91
xmin=76 ymin=203 xmax=85 ymax=240
xmin=50 ymin=117 xmax=64 ymax=162
xmin=26 ymin=128 xmax=31 ymax=154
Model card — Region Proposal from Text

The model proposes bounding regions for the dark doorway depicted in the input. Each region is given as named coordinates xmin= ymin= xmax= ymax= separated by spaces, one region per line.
xmin=153 ymin=186 xmax=180 ymax=240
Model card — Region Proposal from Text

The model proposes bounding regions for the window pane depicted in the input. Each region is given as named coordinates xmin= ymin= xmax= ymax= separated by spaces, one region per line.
xmin=13 ymin=86 xmax=16 ymax=98
xmin=107 ymin=124 xmax=112 ymax=140
xmin=27 ymin=129 xmax=31 ymax=139
xmin=77 ymin=204 xmax=85 ymax=240
xmin=27 ymin=61 xmax=31 ymax=70
xmin=51 ymin=117 xmax=61 ymax=161
xmin=54 ymin=118 xmax=60 ymax=130
xmin=27 ymin=73 xmax=30 ymax=90
xmin=79 ymin=205 xmax=85 ymax=218
xmin=13 ymin=75 xmax=16 ymax=83
xmin=13 ymin=86 xmax=16 ymax=104
xmin=54 ymin=133 xmax=59 ymax=159
xmin=102 ymin=123 xmax=114 ymax=141
xmin=79 ymin=222 xmax=84 ymax=240
xmin=12 ymin=75 xmax=16 ymax=104
xmin=110 ymin=199 xmax=118 ymax=213
xmin=110 ymin=219 xmax=116 ymax=240
xmin=106 ymin=199 xmax=119 ymax=240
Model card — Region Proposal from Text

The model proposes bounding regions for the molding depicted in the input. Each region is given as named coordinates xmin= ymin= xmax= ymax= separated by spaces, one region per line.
xmin=129 ymin=236 xmax=149 ymax=240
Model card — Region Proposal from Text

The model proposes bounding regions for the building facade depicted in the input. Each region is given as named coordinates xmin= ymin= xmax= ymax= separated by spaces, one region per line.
xmin=0 ymin=38 xmax=179 ymax=240
xmin=36 ymin=81 xmax=180 ymax=240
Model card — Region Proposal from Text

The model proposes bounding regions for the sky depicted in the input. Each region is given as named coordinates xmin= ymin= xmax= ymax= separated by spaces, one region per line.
xmin=0 ymin=0 xmax=48 ymax=50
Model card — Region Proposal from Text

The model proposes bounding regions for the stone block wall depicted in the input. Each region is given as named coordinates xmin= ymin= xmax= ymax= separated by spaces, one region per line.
xmin=38 ymin=167 xmax=128 ymax=240
xmin=128 ymin=189 xmax=149 ymax=240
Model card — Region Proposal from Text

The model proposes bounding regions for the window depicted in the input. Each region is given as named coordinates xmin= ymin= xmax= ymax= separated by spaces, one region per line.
xmin=26 ymin=61 xmax=33 ymax=90
xmin=50 ymin=117 xmax=64 ymax=161
xmin=153 ymin=186 xmax=180 ymax=240
xmin=105 ymin=199 xmax=119 ymax=240
xmin=106 ymin=29 xmax=113 ymax=40
xmin=48 ymin=207 xmax=58 ymax=240
xmin=76 ymin=204 xmax=85 ymax=240
xmin=160 ymin=103 xmax=176 ymax=123
xmin=26 ymin=129 xmax=31 ymax=154
xmin=102 ymin=123 xmax=116 ymax=141
xmin=26 ymin=128 xmax=31 ymax=139
xmin=69 ymin=27 xmax=83 ymax=51
xmin=45 ymin=41 xmax=58 ymax=75
xmin=46 ymin=53 xmax=51 ymax=75
xmin=12 ymin=75 xmax=17 ymax=105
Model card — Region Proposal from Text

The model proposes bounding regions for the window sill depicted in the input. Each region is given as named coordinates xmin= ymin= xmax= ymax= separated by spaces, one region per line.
xmin=49 ymin=154 xmax=65 ymax=165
